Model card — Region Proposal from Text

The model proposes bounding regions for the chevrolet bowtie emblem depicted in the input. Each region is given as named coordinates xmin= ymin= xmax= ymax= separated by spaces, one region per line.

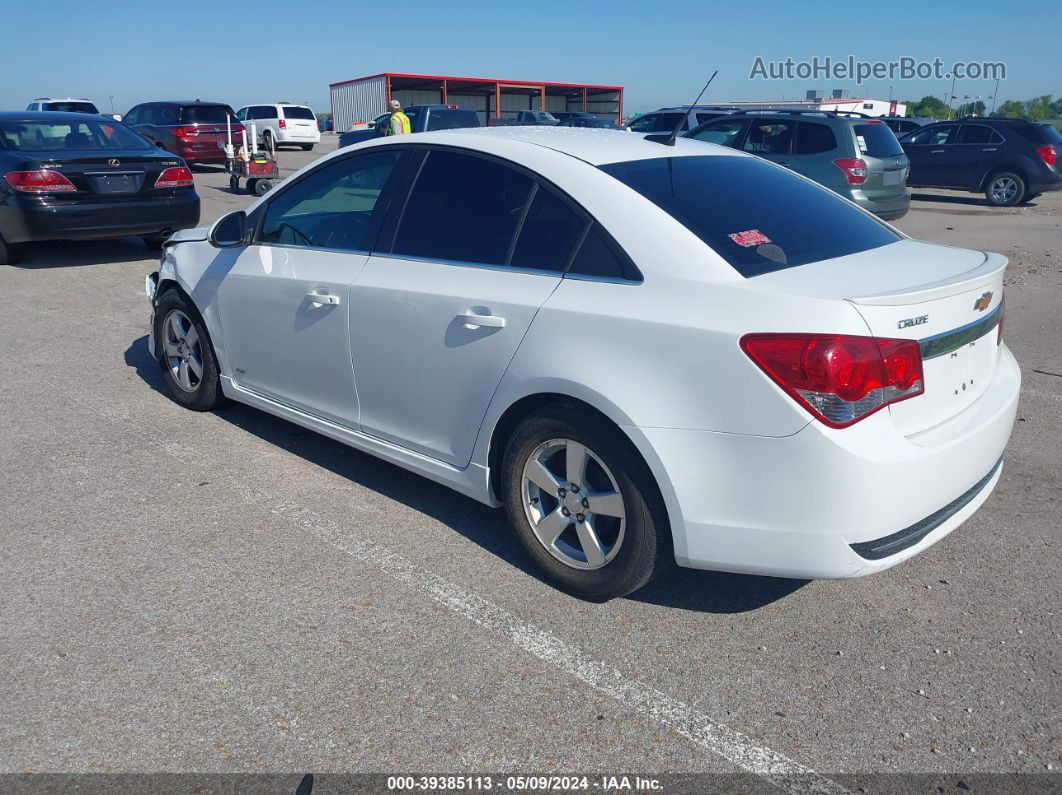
xmin=973 ymin=291 xmax=993 ymax=312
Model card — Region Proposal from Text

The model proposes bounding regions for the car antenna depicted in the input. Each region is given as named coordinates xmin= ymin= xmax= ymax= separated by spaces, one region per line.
xmin=646 ymin=70 xmax=718 ymax=147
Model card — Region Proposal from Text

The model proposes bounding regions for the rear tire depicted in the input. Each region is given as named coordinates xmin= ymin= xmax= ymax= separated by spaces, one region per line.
xmin=984 ymin=171 xmax=1025 ymax=207
xmin=229 ymin=175 xmax=239 ymax=192
xmin=501 ymin=404 xmax=671 ymax=600
xmin=142 ymin=234 xmax=167 ymax=250
xmin=0 ymin=233 xmax=25 ymax=266
xmin=262 ymin=130 xmax=273 ymax=151
xmin=253 ymin=179 xmax=273 ymax=196
xmin=301 ymin=144 xmax=314 ymax=151
xmin=153 ymin=290 xmax=226 ymax=411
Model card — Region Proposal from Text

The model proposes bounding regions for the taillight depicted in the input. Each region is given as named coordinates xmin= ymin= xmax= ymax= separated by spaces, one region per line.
xmin=172 ymin=126 xmax=199 ymax=138
xmin=740 ymin=333 xmax=925 ymax=428
xmin=155 ymin=166 xmax=194 ymax=189
xmin=833 ymin=158 xmax=868 ymax=185
xmin=278 ymin=119 xmax=286 ymax=129
xmin=1036 ymin=145 xmax=1057 ymax=167
xmin=4 ymin=169 xmax=76 ymax=193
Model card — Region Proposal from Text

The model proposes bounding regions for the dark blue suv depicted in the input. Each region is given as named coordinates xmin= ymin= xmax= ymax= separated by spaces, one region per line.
xmin=900 ymin=118 xmax=1061 ymax=206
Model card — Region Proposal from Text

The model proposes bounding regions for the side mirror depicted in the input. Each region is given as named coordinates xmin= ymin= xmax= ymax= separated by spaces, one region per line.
xmin=209 ymin=210 xmax=247 ymax=248
xmin=111 ymin=114 xmax=123 ymax=122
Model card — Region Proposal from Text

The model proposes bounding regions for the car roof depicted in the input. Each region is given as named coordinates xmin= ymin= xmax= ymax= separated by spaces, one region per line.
xmin=363 ymin=126 xmax=747 ymax=166
xmin=32 ymin=97 xmax=94 ymax=102
xmin=137 ymin=100 xmax=231 ymax=106
xmin=0 ymin=110 xmax=108 ymax=122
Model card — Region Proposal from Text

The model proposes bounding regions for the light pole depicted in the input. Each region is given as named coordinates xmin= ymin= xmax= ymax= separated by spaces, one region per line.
xmin=109 ymin=95 xmax=115 ymax=115
xmin=990 ymin=77 xmax=1000 ymax=114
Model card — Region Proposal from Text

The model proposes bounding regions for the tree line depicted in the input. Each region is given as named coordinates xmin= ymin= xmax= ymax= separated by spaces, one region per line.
xmin=902 ymin=94 xmax=1061 ymax=121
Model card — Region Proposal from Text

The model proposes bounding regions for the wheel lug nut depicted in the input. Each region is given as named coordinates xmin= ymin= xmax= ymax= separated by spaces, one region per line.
xmin=561 ymin=508 xmax=570 ymax=516
xmin=581 ymin=498 xmax=589 ymax=509
xmin=576 ymin=513 xmax=585 ymax=522
xmin=571 ymin=484 xmax=579 ymax=493
xmin=558 ymin=488 xmax=566 ymax=497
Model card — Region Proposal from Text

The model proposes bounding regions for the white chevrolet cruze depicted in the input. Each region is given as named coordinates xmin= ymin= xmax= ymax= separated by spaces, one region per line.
xmin=146 ymin=127 xmax=1019 ymax=599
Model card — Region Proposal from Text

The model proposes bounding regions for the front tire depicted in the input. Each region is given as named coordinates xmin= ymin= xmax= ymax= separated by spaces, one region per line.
xmin=301 ymin=144 xmax=315 ymax=151
xmin=502 ymin=404 xmax=671 ymax=599
xmin=985 ymin=171 xmax=1025 ymax=207
xmin=253 ymin=178 xmax=273 ymax=196
xmin=153 ymin=291 xmax=226 ymax=411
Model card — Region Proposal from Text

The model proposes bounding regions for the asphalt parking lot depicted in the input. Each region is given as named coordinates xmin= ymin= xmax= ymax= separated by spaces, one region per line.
xmin=2 ymin=136 xmax=1060 ymax=790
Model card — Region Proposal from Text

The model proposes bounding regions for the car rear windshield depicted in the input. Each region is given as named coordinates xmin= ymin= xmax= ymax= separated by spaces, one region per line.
xmin=180 ymin=105 xmax=235 ymax=124
xmin=1038 ymin=125 xmax=1062 ymax=145
xmin=853 ymin=123 xmax=904 ymax=157
xmin=281 ymin=106 xmax=316 ymax=120
xmin=424 ymin=110 xmax=480 ymax=131
xmin=599 ymin=155 xmax=901 ymax=278
xmin=43 ymin=102 xmax=99 ymax=114
xmin=0 ymin=120 xmax=151 ymax=152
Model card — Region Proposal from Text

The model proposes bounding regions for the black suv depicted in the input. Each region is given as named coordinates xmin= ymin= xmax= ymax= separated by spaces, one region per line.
xmin=899 ymin=118 xmax=1061 ymax=206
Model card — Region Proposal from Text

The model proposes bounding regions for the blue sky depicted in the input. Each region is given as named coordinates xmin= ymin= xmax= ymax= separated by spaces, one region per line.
xmin=3 ymin=0 xmax=1057 ymax=115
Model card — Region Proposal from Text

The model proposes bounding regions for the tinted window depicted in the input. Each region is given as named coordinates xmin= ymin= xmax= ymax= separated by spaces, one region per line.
xmin=509 ymin=187 xmax=586 ymax=272
xmin=281 ymin=106 xmax=316 ymax=120
xmin=690 ymin=119 xmax=745 ymax=148
xmin=394 ymin=151 xmax=533 ymax=265
xmin=1039 ymin=125 xmax=1062 ymax=145
xmin=424 ymin=110 xmax=480 ymax=131
xmin=853 ymin=123 xmax=903 ymax=156
xmin=156 ymin=105 xmax=180 ymax=125
xmin=1011 ymin=124 xmax=1058 ymax=144
xmin=567 ymin=224 xmax=640 ymax=281
xmin=258 ymin=150 xmax=402 ymax=251
xmin=794 ymin=122 xmax=837 ymax=154
xmin=43 ymin=102 xmax=99 ymax=114
xmin=907 ymin=125 xmax=955 ymax=145
xmin=696 ymin=112 xmax=724 ymax=125
xmin=957 ymin=125 xmax=1001 ymax=144
xmin=123 ymin=107 xmax=141 ymax=125
xmin=629 ymin=112 xmax=684 ymax=133
xmin=180 ymin=105 xmax=235 ymax=124
xmin=0 ymin=120 xmax=150 ymax=151
xmin=599 ymin=156 xmax=901 ymax=278
xmin=743 ymin=121 xmax=795 ymax=155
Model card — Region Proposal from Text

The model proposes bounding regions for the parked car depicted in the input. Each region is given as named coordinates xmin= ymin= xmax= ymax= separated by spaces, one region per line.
xmin=899 ymin=117 xmax=1061 ymax=206
xmin=558 ymin=116 xmax=615 ymax=129
xmin=146 ymin=128 xmax=1017 ymax=599
xmin=0 ymin=112 xmax=199 ymax=265
xmin=551 ymin=112 xmax=599 ymax=123
xmin=25 ymin=98 xmax=100 ymax=114
xmin=123 ymin=101 xmax=244 ymax=165
xmin=488 ymin=110 xmax=560 ymax=127
xmin=687 ymin=111 xmax=910 ymax=221
xmin=338 ymin=104 xmax=480 ymax=147
xmin=881 ymin=116 xmax=937 ymax=136
xmin=626 ymin=106 xmax=739 ymax=134
xmin=235 ymin=103 xmax=321 ymax=151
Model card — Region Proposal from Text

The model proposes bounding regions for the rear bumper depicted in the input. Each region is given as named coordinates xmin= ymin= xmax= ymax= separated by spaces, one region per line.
xmin=625 ymin=344 xmax=1020 ymax=579
xmin=5 ymin=192 xmax=200 ymax=243
xmin=1027 ymin=173 xmax=1062 ymax=194
xmin=276 ymin=129 xmax=321 ymax=143
xmin=847 ymin=187 xmax=911 ymax=221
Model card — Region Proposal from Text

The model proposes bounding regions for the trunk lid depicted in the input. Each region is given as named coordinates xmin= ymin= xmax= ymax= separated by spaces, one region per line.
xmin=18 ymin=149 xmax=185 ymax=199
xmin=749 ymin=239 xmax=1007 ymax=436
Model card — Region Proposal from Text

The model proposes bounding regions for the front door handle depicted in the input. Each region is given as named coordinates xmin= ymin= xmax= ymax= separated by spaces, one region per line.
xmin=930 ymin=149 xmax=945 ymax=154
xmin=306 ymin=291 xmax=340 ymax=307
xmin=458 ymin=311 xmax=505 ymax=329
xmin=982 ymin=147 xmax=997 ymax=152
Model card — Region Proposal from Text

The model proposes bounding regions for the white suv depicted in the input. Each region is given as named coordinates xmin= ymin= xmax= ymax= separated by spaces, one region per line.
xmin=26 ymin=98 xmax=101 ymax=114
xmin=236 ymin=104 xmax=321 ymax=150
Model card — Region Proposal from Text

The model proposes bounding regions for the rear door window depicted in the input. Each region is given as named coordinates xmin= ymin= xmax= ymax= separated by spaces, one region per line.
xmin=629 ymin=113 xmax=684 ymax=133
xmin=599 ymin=155 xmax=900 ymax=278
xmin=907 ymin=124 xmax=956 ymax=145
xmin=794 ymin=122 xmax=837 ymax=154
xmin=957 ymin=125 xmax=1003 ymax=144
xmin=393 ymin=151 xmax=533 ymax=265
xmin=743 ymin=121 xmax=795 ymax=155
xmin=853 ymin=123 xmax=904 ymax=156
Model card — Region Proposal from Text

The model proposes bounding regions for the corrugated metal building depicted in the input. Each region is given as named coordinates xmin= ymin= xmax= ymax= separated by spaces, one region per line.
xmin=330 ymin=72 xmax=623 ymax=131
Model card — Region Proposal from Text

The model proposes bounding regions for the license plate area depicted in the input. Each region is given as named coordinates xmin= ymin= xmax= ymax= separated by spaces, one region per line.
xmin=89 ymin=172 xmax=143 ymax=194
xmin=883 ymin=168 xmax=906 ymax=186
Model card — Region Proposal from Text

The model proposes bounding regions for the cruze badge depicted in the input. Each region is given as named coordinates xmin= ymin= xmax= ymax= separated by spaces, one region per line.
xmin=108 ymin=159 xmax=121 ymax=167
xmin=973 ymin=291 xmax=993 ymax=312
xmin=897 ymin=315 xmax=929 ymax=329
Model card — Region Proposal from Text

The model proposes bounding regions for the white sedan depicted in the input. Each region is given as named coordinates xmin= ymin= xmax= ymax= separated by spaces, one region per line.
xmin=146 ymin=127 xmax=1019 ymax=599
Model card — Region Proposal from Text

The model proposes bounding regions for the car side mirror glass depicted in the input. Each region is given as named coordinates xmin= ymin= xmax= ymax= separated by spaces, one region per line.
xmin=210 ymin=211 xmax=247 ymax=248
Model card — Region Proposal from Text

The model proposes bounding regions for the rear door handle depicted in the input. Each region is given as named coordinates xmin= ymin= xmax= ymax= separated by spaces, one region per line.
xmin=458 ymin=311 xmax=505 ymax=329
xmin=306 ymin=291 xmax=340 ymax=307
xmin=982 ymin=147 xmax=997 ymax=152
xmin=930 ymin=149 xmax=945 ymax=154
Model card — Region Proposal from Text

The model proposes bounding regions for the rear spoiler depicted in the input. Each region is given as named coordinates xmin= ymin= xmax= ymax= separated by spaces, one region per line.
xmin=850 ymin=252 xmax=1007 ymax=306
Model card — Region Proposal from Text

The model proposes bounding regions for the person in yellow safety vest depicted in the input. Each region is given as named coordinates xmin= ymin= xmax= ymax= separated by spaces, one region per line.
xmin=386 ymin=99 xmax=411 ymax=135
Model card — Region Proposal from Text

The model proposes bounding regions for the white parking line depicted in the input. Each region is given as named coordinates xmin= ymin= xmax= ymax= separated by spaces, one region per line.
xmin=14 ymin=359 xmax=849 ymax=794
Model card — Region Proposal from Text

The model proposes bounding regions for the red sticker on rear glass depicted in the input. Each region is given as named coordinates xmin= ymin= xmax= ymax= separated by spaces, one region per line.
xmin=728 ymin=229 xmax=771 ymax=247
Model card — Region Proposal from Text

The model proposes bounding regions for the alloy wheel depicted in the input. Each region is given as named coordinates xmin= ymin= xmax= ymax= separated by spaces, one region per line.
xmin=521 ymin=438 xmax=626 ymax=570
xmin=989 ymin=176 xmax=1019 ymax=205
xmin=161 ymin=309 xmax=204 ymax=393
